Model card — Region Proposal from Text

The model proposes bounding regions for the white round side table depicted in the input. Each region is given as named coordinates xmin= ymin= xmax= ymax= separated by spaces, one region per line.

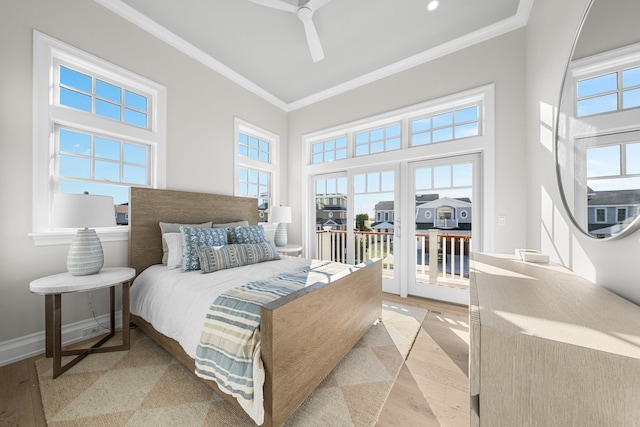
xmin=30 ymin=267 xmax=135 ymax=378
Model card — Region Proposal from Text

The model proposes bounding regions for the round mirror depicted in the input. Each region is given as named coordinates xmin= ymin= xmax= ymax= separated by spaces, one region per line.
xmin=556 ymin=0 xmax=640 ymax=239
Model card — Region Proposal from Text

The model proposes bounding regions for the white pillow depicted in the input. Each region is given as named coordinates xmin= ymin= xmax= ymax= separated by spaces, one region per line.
xmin=163 ymin=233 xmax=183 ymax=269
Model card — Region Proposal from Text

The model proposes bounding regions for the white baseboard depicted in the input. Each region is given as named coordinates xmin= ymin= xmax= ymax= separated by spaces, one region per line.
xmin=0 ymin=311 xmax=123 ymax=367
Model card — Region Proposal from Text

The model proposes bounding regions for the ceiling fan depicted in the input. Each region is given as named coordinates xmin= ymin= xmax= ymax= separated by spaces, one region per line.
xmin=249 ymin=0 xmax=330 ymax=62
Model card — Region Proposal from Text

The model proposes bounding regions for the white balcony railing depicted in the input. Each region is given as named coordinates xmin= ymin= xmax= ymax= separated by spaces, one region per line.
xmin=316 ymin=229 xmax=470 ymax=288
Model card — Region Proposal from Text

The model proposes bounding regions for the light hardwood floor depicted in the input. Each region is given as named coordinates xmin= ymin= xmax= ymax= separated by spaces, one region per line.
xmin=0 ymin=294 xmax=469 ymax=426
xmin=379 ymin=294 xmax=470 ymax=427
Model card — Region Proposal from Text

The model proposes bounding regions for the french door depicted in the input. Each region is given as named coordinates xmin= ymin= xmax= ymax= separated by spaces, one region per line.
xmin=405 ymin=154 xmax=481 ymax=304
xmin=312 ymin=154 xmax=481 ymax=304
xmin=313 ymin=165 xmax=400 ymax=294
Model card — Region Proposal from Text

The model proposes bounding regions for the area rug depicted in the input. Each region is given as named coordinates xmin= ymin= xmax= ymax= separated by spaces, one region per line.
xmin=35 ymin=303 xmax=425 ymax=427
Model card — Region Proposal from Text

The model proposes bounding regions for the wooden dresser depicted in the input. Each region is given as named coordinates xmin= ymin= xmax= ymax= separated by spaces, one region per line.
xmin=469 ymin=252 xmax=640 ymax=426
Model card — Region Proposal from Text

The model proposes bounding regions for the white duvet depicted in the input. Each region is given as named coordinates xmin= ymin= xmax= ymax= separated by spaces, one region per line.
xmin=130 ymin=257 xmax=313 ymax=358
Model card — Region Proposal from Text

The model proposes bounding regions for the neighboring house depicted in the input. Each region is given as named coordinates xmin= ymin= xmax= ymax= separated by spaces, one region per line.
xmin=415 ymin=194 xmax=440 ymax=205
xmin=415 ymin=197 xmax=472 ymax=231
xmin=372 ymin=201 xmax=395 ymax=233
xmin=115 ymin=203 xmax=129 ymax=225
xmin=258 ymin=200 xmax=269 ymax=222
xmin=587 ymin=189 xmax=640 ymax=237
xmin=371 ymin=195 xmax=472 ymax=233
xmin=316 ymin=195 xmax=348 ymax=231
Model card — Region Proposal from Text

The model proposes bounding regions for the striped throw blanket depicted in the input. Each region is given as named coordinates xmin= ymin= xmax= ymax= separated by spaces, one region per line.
xmin=194 ymin=260 xmax=355 ymax=425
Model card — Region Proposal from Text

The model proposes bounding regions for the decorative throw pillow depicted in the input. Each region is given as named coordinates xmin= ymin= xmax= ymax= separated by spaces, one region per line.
xmin=229 ymin=225 xmax=267 ymax=244
xmin=163 ymin=233 xmax=183 ymax=269
xmin=212 ymin=220 xmax=249 ymax=241
xmin=198 ymin=241 xmax=281 ymax=274
xmin=180 ymin=226 xmax=228 ymax=271
xmin=159 ymin=221 xmax=212 ymax=265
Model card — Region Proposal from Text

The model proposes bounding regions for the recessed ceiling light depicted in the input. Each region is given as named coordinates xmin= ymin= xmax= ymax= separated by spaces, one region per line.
xmin=427 ymin=0 xmax=439 ymax=11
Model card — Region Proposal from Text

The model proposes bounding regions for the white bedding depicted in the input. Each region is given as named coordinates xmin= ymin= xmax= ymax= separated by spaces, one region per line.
xmin=130 ymin=257 xmax=314 ymax=358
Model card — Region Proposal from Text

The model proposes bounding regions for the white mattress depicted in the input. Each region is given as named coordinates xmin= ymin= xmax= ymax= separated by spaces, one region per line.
xmin=130 ymin=257 xmax=314 ymax=358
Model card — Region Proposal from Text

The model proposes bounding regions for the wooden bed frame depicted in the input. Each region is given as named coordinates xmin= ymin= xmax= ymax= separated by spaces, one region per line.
xmin=128 ymin=187 xmax=382 ymax=426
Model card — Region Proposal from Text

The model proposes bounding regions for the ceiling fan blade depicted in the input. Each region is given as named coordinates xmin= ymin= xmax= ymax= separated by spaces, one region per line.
xmin=301 ymin=17 xmax=325 ymax=62
xmin=305 ymin=0 xmax=330 ymax=12
xmin=248 ymin=0 xmax=297 ymax=13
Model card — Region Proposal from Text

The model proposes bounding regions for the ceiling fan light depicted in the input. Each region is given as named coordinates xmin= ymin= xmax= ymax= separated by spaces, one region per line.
xmin=427 ymin=0 xmax=439 ymax=12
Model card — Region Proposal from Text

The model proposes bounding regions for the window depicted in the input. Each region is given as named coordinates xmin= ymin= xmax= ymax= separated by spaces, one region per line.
xmin=239 ymin=132 xmax=270 ymax=163
xmin=32 ymin=32 xmax=166 ymax=243
xmin=617 ymin=207 xmax=627 ymax=222
xmin=410 ymin=105 xmax=480 ymax=146
xmin=355 ymin=123 xmax=401 ymax=156
xmin=59 ymin=66 xmax=149 ymax=128
xmin=596 ymin=208 xmax=607 ymax=223
xmin=235 ymin=118 xmax=279 ymax=222
xmin=571 ymin=43 xmax=640 ymax=118
xmin=303 ymin=85 xmax=493 ymax=258
xmin=311 ymin=136 xmax=347 ymax=164
xmin=57 ymin=127 xmax=149 ymax=203
xmin=307 ymin=96 xmax=484 ymax=165
xmin=583 ymin=137 xmax=640 ymax=192
xmin=576 ymin=65 xmax=640 ymax=117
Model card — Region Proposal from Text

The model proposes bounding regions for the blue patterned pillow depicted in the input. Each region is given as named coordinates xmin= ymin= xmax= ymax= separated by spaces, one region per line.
xmin=180 ymin=226 xmax=228 ymax=271
xmin=229 ymin=225 xmax=267 ymax=244
xmin=197 ymin=242 xmax=280 ymax=273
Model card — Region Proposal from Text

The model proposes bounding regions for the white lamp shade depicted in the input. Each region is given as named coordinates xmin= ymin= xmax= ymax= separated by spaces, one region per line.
xmin=270 ymin=206 xmax=292 ymax=224
xmin=52 ymin=193 xmax=116 ymax=229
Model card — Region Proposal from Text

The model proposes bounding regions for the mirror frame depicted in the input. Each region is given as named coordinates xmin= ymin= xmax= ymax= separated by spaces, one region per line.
xmin=555 ymin=0 xmax=640 ymax=240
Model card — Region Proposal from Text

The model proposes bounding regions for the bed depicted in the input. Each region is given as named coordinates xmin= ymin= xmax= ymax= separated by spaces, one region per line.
xmin=127 ymin=187 xmax=382 ymax=426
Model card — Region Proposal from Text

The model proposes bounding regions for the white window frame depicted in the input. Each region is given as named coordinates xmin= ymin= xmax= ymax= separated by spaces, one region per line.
xmin=31 ymin=31 xmax=167 ymax=246
xmin=569 ymin=42 xmax=640 ymax=119
xmin=301 ymin=84 xmax=496 ymax=256
xmin=571 ymin=42 xmax=640 ymax=118
xmin=234 ymin=117 xmax=280 ymax=220
xmin=595 ymin=207 xmax=607 ymax=223
xmin=354 ymin=122 xmax=402 ymax=157
xmin=409 ymin=103 xmax=481 ymax=146
xmin=311 ymin=135 xmax=348 ymax=164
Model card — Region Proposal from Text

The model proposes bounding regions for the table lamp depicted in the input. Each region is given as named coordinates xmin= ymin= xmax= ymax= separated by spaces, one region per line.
xmin=52 ymin=192 xmax=116 ymax=276
xmin=270 ymin=206 xmax=292 ymax=247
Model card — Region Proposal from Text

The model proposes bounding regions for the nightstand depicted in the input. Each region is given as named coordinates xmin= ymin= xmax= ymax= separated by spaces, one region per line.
xmin=276 ymin=244 xmax=303 ymax=257
xmin=29 ymin=267 xmax=135 ymax=378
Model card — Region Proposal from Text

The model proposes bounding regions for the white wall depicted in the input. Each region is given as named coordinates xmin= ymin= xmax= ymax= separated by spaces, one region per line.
xmin=287 ymin=29 xmax=528 ymax=256
xmin=3 ymin=0 xmax=639 ymax=366
xmin=0 ymin=0 xmax=287 ymax=357
xmin=525 ymin=0 xmax=640 ymax=304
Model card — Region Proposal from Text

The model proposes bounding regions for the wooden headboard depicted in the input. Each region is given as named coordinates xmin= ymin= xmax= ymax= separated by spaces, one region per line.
xmin=128 ymin=187 xmax=259 ymax=276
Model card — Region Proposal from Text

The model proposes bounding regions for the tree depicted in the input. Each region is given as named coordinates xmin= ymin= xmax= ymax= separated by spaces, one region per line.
xmin=355 ymin=213 xmax=369 ymax=231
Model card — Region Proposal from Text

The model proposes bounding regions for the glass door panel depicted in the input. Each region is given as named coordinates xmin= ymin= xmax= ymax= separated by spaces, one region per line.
xmin=352 ymin=168 xmax=398 ymax=294
xmin=408 ymin=154 xmax=479 ymax=304
xmin=312 ymin=168 xmax=399 ymax=294
xmin=314 ymin=174 xmax=348 ymax=262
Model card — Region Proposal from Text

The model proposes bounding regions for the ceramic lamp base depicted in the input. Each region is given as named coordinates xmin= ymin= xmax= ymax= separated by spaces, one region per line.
xmin=274 ymin=223 xmax=288 ymax=247
xmin=67 ymin=228 xmax=104 ymax=276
